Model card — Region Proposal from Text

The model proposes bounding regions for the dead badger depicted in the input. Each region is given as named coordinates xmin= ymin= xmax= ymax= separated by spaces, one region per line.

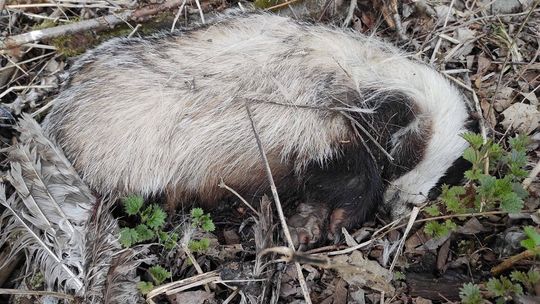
xmin=42 ymin=13 xmax=470 ymax=246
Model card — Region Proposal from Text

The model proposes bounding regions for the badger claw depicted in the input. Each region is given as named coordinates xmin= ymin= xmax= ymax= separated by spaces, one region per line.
xmin=286 ymin=202 xmax=330 ymax=249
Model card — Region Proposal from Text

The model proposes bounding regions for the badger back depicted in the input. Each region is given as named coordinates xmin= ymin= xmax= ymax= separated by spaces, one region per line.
xmin=42 ymin=13 xmax=469 ymax=208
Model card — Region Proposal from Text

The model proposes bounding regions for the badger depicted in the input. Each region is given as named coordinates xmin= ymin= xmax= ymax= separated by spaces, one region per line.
xmin=42 ymin=13 xmax=471 ymax=246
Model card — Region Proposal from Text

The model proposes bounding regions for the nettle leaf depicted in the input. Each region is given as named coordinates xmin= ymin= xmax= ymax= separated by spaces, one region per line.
xmin=511 ymin=269 xmax=540 ymax=287
xmin=425 ymin=205 xmax=440 ymax=216
xmin=520 ymin=226 xmax=540 ymax=251
xmin=191 ymin=207 xmax=204 ymax=218
xmin=189 ymin=238 xmax=211 ymax=252
xmin=487 ymin=277 xmax=523 ymax=297
xmin=119 ymin=227 xmax=139 ymax=248
xmin=511 ymin=183 xmax=529 ymax=199
xmin=201 ymin=218 xmax=216 ymax=232
xmin=509 ymin=134 xmax=529 ymax=152
xmin=137 ymin=281 xmax=154 ymax=295
xmin=459 ymin=283 xmax=484 ymax=304
xmin=465 ymin=169 xmax=482 ymax=181
xmin=123 ymin=195 xmax=144 ymax=216
xmin=142 ymin=205 xmax=167 ymax=229
xmin=424 ymin=220 xmax=456 ymax=238
xmin=478 ymin=175 xmax=496 ymax=197
xmin=488 ymin=142 xmax=503 ymax=160
xmin=158 ymin=231 xmax=179 ymax=250
xmin=442 ymin=185 xmax=466 ymax=213
xmin=135 ymin=224 xmax=155 ymax=242
xmin=149 ymin=265 xmax=172 ymax=285
xmin=463 ymin=147 xmax=479 ymax=164
xmin=500 ymin=192 xmax=523 ymax=213
xmin=462 ymin=132 xmax=484 ymax=149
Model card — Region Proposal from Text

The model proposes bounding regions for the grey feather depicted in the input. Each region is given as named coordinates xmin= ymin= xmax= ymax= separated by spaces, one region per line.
xmin=0 ymin=114 xmax=148 ymax=303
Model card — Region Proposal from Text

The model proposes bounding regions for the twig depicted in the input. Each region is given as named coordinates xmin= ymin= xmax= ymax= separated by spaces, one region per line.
xmin=181 ymin=243 xmax=211 ymax=293
xmin=523 ymin=160 xmax=540 ymax=190
xmin=389 ymin=206 xmax=420 ymax=273
xmin=193 ymin=0 xmax=205 ymax=24
xmin=0 ymin=289 xmax=75 ymax=301
xmin=491 ymin=249 xmax=537 ymax=275
xmin=0 ymin=0 xmax=185 ymax=51
xmin=488 ymin=0 xmax=540 ymax=126
xmin=429 ymin=0 xmax=456 ymax=65
xmin=244 ymin=103 xmax=312 ymax=304
xmin=342 ymin=0 xmax=357 ymax=28
xmin=146 ymin=271 xmax=219 ymax=301
xmin=265 ymin=0 xmax=301 ymax=11
xmin=218 ymin=179 xmax=260 ymax=216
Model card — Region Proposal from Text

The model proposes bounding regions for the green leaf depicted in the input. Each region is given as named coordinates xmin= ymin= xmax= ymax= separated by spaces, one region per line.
xmin=425 ymin=205 xmax=440 ymax=216
xmin=123 ymin=195 xmax=144 ymax=216
xmin=141 ymin=205 xmax=167 ymax=229
xmin=137 ymin=281 xmax=154 ymax=295
xmin=520 ymin=226 xmax=540 ymax=251
xmin=119 ymin=228 xmax=139 ymax=248
xmin=158 ymin=231 xmax=179 ymax=250
xmin=462 ymin=133 xmax=484 ymax=149
xmin=464 ymin=169 xmax=482 ymax=181
xmin=442 ymin=185 xmax=466 ymax=213
xmin=149 ymin=265 xmax=172 ymax=285
xmin=459 ymin=283 xmax=484 ymax=304
xmin=463 ymin=147 xmax=478 ymax=164
xmin=499 ymin=192 xmax=523 ymax=213
xmin=191 ymin=208 xmax=204 ymax=219
xmin=478 ymin=175 xmax=496 ymax=198
xmin=188 ymin=238 xmax=211 ymax=253
xmin=135 ymin=224 xmax=155 ymax=242
xmin=511 ymin=183 xmax=529 ymax=199
xmin=201 ymin=218 xmax=215 ymax=232
xmin=487 ymin=277 xmax=523 ymax=297
xmin=511 ymin=269 xmax=540 ymax=290
xmin=424 ymin=220 xmax=455 ymax=238
xmin=509 ymin=134 xmax=529 ymax=152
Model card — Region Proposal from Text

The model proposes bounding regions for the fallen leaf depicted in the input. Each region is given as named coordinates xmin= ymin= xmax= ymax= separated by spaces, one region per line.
xmin=480 ymin=98 xmax=497 ymax=127
xmin=334 ymin=251 xmax=395 ymax=295
xmin=170 ymin=290 xmax=215 ymax=304
xmin=501 ymin=103 xmax=540 ymax=134
xmin=456 ymin=218 xmax=488 ymax=235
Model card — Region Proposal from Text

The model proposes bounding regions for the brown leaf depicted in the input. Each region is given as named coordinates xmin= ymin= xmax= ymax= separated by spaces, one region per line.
xmin=480 ymin=98 xmax=497 ymax=128
xmin=436 ymin=238 xmax=451 ymax=272
xmin=170 ymin=290 xmax=215 ymax=304
xmin=501 ymin=103 xmax=540 ymax=134
xmin=456 ymin=218 xmax=488 ymax=235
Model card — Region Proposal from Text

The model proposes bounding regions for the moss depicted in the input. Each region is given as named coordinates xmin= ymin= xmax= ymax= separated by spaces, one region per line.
xmin=254 ymin=0 xmax=284 ymax=9
xmin=50 ymin=32 xmax=96 ymax=57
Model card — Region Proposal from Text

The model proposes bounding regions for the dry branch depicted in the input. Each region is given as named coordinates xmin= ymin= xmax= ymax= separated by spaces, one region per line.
xmin=0 ymin=0 xmax=185 ymax=51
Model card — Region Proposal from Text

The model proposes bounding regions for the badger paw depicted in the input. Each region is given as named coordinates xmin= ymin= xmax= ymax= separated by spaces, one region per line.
xmin=287 ymin=202 xmax=330 ymax=250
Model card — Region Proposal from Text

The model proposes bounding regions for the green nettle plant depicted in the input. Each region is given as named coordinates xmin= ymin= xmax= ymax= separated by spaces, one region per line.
xmin=424 ymin=133 xmax=530 ymax=238
xmin=459 ymin=227 xmax=540 ymax=304
xmin=119 ymin=195 xmax=178 ymax=250
xmin=188 ymin=207 xmax=216 ymax=253
xmin=118 ymin=196 xmax=217 ymax=294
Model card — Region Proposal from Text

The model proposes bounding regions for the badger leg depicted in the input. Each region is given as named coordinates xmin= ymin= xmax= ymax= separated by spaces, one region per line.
xmin=296 ymin=144 xmax=383 ymax=245
xmin=287 ymin=201 xmax=330 ymax=250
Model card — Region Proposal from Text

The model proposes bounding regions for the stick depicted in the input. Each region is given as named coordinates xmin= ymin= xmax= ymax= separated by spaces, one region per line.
xmin=0 ymin=0 xmax=185 ymax=51
xmin=244 ymin=103 xmax=313 ymax=304
xmin=491 ymin=249 xmax=536 ymax=275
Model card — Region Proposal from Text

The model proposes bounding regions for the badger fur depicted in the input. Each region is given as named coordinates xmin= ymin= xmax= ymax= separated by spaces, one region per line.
xmin=43 ymin=13 xmax=470 ymax=244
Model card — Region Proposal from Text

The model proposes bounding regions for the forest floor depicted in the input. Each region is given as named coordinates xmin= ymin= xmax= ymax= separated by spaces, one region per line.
xmin=1 ymin=0 xmax=539 ymax=303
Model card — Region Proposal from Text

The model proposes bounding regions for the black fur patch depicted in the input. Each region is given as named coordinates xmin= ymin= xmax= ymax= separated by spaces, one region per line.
xmin=303 ymin=142 xmax=384 ymax=231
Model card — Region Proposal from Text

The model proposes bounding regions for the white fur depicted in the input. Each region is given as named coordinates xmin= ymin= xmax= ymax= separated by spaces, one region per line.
xmin=43 ymin=14 xmax=469 ymax=210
